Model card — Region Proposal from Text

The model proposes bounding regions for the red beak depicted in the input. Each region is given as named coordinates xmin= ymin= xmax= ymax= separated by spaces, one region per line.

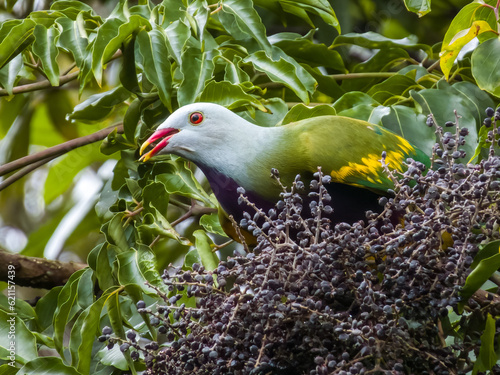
xmin=139 ymin=128 xmax=179 ymax=162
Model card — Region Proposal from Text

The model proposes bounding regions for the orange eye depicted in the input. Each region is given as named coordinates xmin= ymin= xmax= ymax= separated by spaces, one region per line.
xmin=190 ymin=112 xmax=203 ymax=125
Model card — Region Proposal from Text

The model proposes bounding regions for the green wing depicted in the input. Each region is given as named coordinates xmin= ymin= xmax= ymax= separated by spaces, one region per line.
xmin=286 ymin=115 xmax=430 ymax=193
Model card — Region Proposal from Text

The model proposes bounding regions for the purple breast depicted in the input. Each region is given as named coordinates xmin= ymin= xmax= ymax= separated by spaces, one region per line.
xmin=197 ymin=164 xmax=275 ymax=222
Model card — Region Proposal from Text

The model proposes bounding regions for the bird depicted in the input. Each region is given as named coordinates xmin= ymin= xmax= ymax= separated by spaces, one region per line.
xmin=139 ymin=102 xmax=430 ymax=237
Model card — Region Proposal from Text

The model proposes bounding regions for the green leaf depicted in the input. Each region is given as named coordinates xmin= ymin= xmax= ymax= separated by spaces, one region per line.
xmin=158 ymin=0 xmax=187 ymax=26
xmin=184 ymin=248 xmax=202 ymax=269
xmin=193 ymin=230 xmax=219 ymax=271
xmin=29 ymin=10 xmax=65 ymax=28
xmin=281 ymin=103 xmax=336 ymax=125
xmin=366 ymin=74 xmax=418 ymax=104
xmin=92 ymin=15 xmax=151 ymax=85
xmin=143 ymin=181 xmax=169 ymax=216
xmin=104 ymin=213 xmax=131 ymax=252
xmin=471 ymin=240 xmax=500 ymax=269
xmin=0 ymin=20 xmax=21 ymax=43
xmin=200 ymin=212 xmax=226 ymax=237
xmin=333 ymin=91 xmax=380 ymax=114
xmin=0 ymin=364 xmax=19 ymax=375
xmin=88 ymin=244 xmax=117 ymax=291
xmin=153 ymin=158 xmax=212 ymax=204
xmin=17 ymin=357 xmax=82 ymax=375
xmin=249 ymin=97 xmax=288 ymax=127
xmin=0 ymin=19 xmax=36 ymax=69
xmin=342 ymin=48 xmax=410 ymax=93
xmin=0 ymin=310 xmax=38 ymax=365
xmin=123 ymin=98 xmax=142 ymax=143
xmin=0 ymin=295 xmax=36 ymax=323
xmin=403 ymin=0 xmax=431 ymax=17
xmin=333 ymin=32 xmax=432 ymax=57
xmin=187 ymin=0 xmax=210 ymax=45
xmin=137 ymin=28 xmax=173 ymax=111
xmin=473 ymin=314 xmax=497 ymax=374
xmin=271 ymin=32 xmax=346 ymax=72
xmin=471 ymin=37 xmax=500 ymax=97
xmin=70 ymin=287 xmax=121 ymax=374
xmin=380 ymin=105 xmax=435 ymax=155
xmin=35 ymin=286 xmax=63 ymax=332
xmin=259 ymin=0 xmax=339 ymax=32
xmin=76 ymin=268 xmax=95 ymax=310
xmin=177 ymin=47 xmax=215 ymax=106
xmin=100 ymin=128 xmax=133 ymax=155
xmin=244 ymin=49 xmax=316 ymax=103
xmin=138 ymin=206 xmax=191 ymax=246
xmin=410 ymin=82 xmax=483 ymax=160
xmin=442 ymin=2 xmax=496 ymax=49
xmin=53 ymin=269 xmax=86 ymax=355
xmin=461 ymin=252 xmax=500 ymax=302
xmin=95 ymin=179 xmax=119 ymax=221
xmin=164 ymin=19 xmax=191 ymax=66
xmin=51 ymin=1 xmax=94 ymax=14
xmin=116 ymin=245 xmax=167 ymax=293
xmin=119 ymin=31 xmax=140 ymax=94
xmin=44 ymin=90 xmax=79 ymax=141
xmin=0 ymin=54 xmax=22 ymax=95
xmin=97 ymin=344 xmax=129 ymax=371
xmin=68 ymin=86 xmax=130 ymax=123
xmin=304 ymin=65 xmax=345 ymax=100
xmin=104 ymin=287 xmax=126 ymax=339
xmin=223 ymin=55 xmax=250 ymax=84
xmin=219 ymin=0 xmax=272 ymax=53
xmin=440 ymin=21 xmax=494 ymax=79
xmin=448 ymin=81 xmax=494 ymax=125
xmin=199 ymin=80 xmax=265 ymax=111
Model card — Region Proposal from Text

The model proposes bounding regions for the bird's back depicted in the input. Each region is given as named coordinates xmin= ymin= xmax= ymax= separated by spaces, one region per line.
xmin=276 ymin=115 xmax=430 ymax=193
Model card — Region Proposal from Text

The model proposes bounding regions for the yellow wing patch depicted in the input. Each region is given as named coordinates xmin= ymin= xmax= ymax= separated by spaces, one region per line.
xmin=329 ymin=140 xmax=414 ymax=187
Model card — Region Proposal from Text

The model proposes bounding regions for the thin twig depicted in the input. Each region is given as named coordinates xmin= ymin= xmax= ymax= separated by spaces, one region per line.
xmin=0 ymin=124 xmax=124 ymax=177
xmin=0 ymin=49 xmax=123 ymax=97
xmin=0 ymin=154 xmax=60 ymax=191
xmin=0 ymin=70 xmax=79 ymax=97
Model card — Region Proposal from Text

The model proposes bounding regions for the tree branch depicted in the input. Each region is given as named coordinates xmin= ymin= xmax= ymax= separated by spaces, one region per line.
xmin=0 ymin=124 xmax=124 ymax=178
xmin=1 ymin=248 xmax=87 ymax=289
xmin=170 ymin=199 xmax=218 ymax=226
xmin=0 ymin=49 xmax=123 ymax=97
xmin=0 ymin=70 xmax=80 ymax=97
xmin=0 ymin=154 xmax=60 ymax=191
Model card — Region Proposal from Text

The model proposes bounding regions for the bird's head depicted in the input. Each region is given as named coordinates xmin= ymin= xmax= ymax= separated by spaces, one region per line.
xmin=139 ymin=103 xmax=247 ymax=163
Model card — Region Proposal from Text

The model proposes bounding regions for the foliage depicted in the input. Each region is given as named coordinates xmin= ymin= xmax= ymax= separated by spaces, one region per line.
xmin=0 ymin=0 xmax=499 ymax=374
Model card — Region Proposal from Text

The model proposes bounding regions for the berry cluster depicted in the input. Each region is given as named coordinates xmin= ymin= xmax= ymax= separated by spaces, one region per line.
xmin=103 ymin=110 xmax=500 ymax=374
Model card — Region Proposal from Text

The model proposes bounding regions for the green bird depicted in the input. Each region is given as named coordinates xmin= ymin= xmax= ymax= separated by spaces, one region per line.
xmin=139 ymin=103 xmax=429 ymax=235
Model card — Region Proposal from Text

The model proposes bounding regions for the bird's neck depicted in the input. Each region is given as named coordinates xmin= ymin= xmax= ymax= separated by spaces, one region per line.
xmin=194 ymin=124 xmax=284 ymax=217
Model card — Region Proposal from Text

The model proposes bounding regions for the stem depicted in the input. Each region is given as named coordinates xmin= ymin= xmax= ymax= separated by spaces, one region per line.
xmin=427 ymin=59 xmax=441 ymax=73
xmin=0 ymin=124 xmax=123 ymax=177
xmin=62 ymin=62 xmax=77 ymax=76
xmin=170 ymin=199 xmax=217 ymax=226
xmin=259 ymin=72 xmax=397 ymax=90
xmin=328 ymin=72 xmax=396 ymax=80
xmin=0 ymin=70 xmax=79 ymax=97
xmin=0 ymin=50 xmax=122 ymax=97
xmin=495 ymin=1 xmax=500 ymax=33
xmin=0 ymin=154 xmax=60 ymax=191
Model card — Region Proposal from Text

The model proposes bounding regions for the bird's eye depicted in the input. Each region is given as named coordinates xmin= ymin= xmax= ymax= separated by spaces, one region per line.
xmin=189 ymin=112 xmax=203 ymax=125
